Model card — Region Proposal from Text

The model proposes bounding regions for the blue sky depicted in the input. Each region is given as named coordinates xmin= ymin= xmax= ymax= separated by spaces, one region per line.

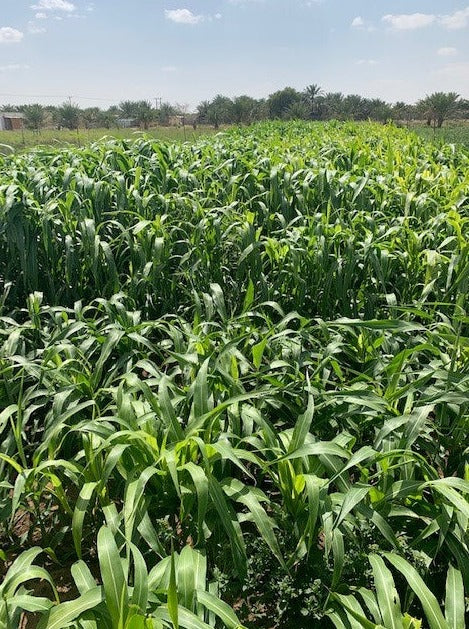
xmin=0 ymin=0 xmax=468 ymax=110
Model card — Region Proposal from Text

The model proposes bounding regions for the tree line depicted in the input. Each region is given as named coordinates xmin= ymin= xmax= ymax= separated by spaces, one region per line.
xmin=197 ymin=87 xmax=468 ymax=128
xmin=2 ymin=86 xmax=468 ymax=131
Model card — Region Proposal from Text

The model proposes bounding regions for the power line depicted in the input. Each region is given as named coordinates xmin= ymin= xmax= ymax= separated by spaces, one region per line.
xmin=0 ymin=92 xmax=139 ymax=102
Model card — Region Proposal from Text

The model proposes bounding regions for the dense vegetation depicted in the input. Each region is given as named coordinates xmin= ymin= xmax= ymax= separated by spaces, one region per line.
xmin=0 ymin=122 xmax=468 ymax=628
xmin=2 ymin=88 xmax=468 ymax=133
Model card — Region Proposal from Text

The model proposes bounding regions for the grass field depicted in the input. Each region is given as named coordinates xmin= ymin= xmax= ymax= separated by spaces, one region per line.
xmin=413 ymin=122 xmax=469 ymax=148
xmin=0 ymin=121 xmax=468 ymax=628
xmin=1 ymin=122 xmax=469 ymax=153
xmin=0 ymin=125 xmax=216 ymax=153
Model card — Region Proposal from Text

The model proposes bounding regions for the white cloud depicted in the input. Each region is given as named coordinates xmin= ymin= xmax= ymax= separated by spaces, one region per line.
xmin=382 ymin=7 xmax=469 ymax=32
xmin=437 ymin=47 xmax=457 ymax=56
xmin=31 ymin=0 xmax=75 ymax=12
xmin=28 ymin=21 xmax=46 ymax=33
xmin=356 ymin=59 xmax=378 ymax=66
xmin=382 ymin=13 xmax=436 ymax=30
xmin=440 ymin=7 xmax=469 ymax=30
xmin=0 ymin=63 xmax=30 ymax=72
xmin=214 ymin=13 xmax=222 ymax=19
xmin=35 ymin=12 xmax=47 ymax=19
xmin=351 ymin=16 xmax=375 ymax=32
xmin=164 ymin=9 xmax=203 ymax=24
xmin=0 ymin=27 xmax=24 ymax=44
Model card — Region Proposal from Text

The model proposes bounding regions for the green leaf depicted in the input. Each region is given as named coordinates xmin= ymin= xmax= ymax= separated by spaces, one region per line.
xmin=224 ymin=478 xmax=285 ymax=568
xmin=167 ymin=550 xmax=179 ymax=629
xmin=155 ymin=605 xmax=213 ymax=629
xmin=72 ymin=482 xmax=97 ymax=559
xmin=369 ymin=554 xmax=403 ymax=629
xmin=196 ymin=590 xmax=245 ymax=628
xmin=177 ymin=546 xmax=196 ymax=612
xmin=71 ymin=560 xmax=97 ymax=595
xmin=8 ymin=595 xmax=54 ymax=613
xmin=159 ymin=377 xmax=184 ymax=441
xmin=445 ymin=565 xmax=464 ymax=629
xmin=275 ymin=441 xmax=349 ymax=464
xmin=242 ymin=278 xmax=255 ymax=312
xmin=192 ymin=358 xmax=210 ymax=421
xmin=384 ymin=553 xmax=448 ymax=629
xmin=130 ymin=543 xmax=148 ymax=614
xmin=335 ymin=485 xmax=370 ymax=529
xmin=183 ymin=463 xmax=208 ymax=545
xmin=331 ymin=529 xmax=345 ymax=590
xmin=37 ymin=587 xmax=103 ymax=629
xmin=97 ymin=526 xmax=128 ymax=628
xmin=289 ymin=386 xmax=314 ymax=454
xmin=252 ymin=337 xmax=268 ymax=369
xmin=207 ymin=474 xmax=247 ymax=578
xmin=332 ymin=593 xmax=382 ymax=629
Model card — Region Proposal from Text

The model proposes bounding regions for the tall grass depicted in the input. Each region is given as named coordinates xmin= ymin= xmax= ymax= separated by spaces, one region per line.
xmin=0 ymin=121 xmax=467 ymax=628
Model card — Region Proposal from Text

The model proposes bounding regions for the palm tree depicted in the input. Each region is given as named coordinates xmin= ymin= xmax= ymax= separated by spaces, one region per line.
xmin=369 ymin=99 xmax=392 ymax=123
xmin=341 ymin=94 xmax=368 ymax=120
xmin=0 ymin=104 xmax=19 ymax=112
xmin=232 ymin=95 xmax=258 ymax=124
xmin=22 ymin=104 xmax=44 ymax=132
xmin=303 ymin=84 xmax=324 ymax=119
xmin=321 ymin=92 xmax=345 ymax=120
xmin=418 ymin=92 xmax=460 ymax=128
xmin=267 ymin=87 xmax=302 ymax=119
xmin=57 ymin=101 xmax=80 ymax=130
xmin=118 ymin=100 xmax=138 ymax=119
xmin=197 ymin=100 xmax=211 ymax=125
xmin=285 ymin=101 xmax=310 ymax=120
xmin=81 ymin=107 xmax=100 ymax=129
xmin=207 ymin=95 xmax=235 ymax=128
xmin=96 ymin=109 xmax=118 ymax=129
xmin=134 ymin=100 xmax=154 ymax=130
xmin=158 ymin=102 xmax=176 ymax=126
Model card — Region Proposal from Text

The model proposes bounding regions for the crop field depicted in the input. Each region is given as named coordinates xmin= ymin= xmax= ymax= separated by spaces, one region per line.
xmin=413 ymin=124 xmax=469 ymax=149
xmin=1 ymin=124 xmax=469 ymax=154
xmin=0 ymin=121 xmax=468 ymax=628
xmin=0 ymin=126 xmax=215 ymax=154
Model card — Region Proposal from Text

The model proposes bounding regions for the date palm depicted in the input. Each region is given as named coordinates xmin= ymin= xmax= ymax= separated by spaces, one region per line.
xmin=57 ymin=100 xmax=80 ymax=129
xmin=418 ymin=91 xmax=460 ymax=128
xmin=23 ymin=103 xmax=44 ymax=132
xmin=303 ymin=83 xmax=324 ymax=119
xmin=135 ymin=100 xmax=154 ymax=129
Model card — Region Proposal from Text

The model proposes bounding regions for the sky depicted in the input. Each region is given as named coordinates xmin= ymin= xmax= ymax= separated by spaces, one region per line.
xmin=0 ymin=0 xmax=468 ymax=110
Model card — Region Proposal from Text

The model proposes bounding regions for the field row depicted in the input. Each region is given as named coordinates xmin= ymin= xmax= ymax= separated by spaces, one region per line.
xmin=0 ymin=122 xmax=468 ymax=628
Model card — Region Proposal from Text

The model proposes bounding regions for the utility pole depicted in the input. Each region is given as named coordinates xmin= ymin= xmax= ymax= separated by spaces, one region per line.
xmin=154 ymin=97 xmax=162 ymax=109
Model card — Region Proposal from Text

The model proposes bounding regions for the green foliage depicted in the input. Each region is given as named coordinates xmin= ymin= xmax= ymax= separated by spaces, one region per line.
xmin=328 ymin=555 xmax=467 ymax=629
xmin=22 ymin=104 xmax=45 ymax=132
xmin=418 ymin=93 xmax=461 ymax=128
xmin=0 ymin=121 xmax=468 ymax=627
xmin=56 ymin=101 xmax=81 ymax=130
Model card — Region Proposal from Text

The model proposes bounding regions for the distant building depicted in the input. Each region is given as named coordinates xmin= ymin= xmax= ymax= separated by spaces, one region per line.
xmin=0 ymin=112 xmax=24 ymax=131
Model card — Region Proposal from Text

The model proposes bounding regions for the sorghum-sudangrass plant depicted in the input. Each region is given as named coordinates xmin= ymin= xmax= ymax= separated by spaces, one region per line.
xmin=0 ymin=121 xmax=468 ymax=627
